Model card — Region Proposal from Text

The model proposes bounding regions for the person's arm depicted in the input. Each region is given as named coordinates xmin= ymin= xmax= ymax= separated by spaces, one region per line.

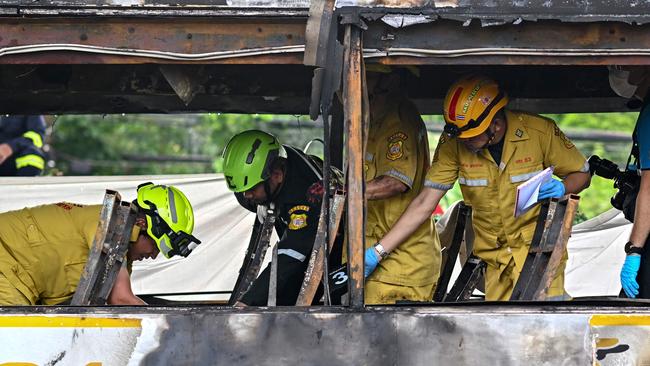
xmin=379 ymin=187 xmax=446 ymax=253
xmin=629 ymin=171 xmax=650 ymax=247
xmin=366 ymin=175 xmax=408 ymax=200
xmin=562 ymin=171 xmax=591 ymax=194
xmin=107 ymin=267 xmax=147 ymax=305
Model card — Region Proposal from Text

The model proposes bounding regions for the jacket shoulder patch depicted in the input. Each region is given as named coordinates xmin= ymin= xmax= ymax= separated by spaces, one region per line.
xmin=288 ymin=213 xmax=308 ymax=230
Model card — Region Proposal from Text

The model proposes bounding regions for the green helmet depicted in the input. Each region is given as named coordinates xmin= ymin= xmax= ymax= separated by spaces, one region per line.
xmin=222 ymin=130 xmax=286 ymax=193
xmin=136 ymin=182 xmax=200 ymax=258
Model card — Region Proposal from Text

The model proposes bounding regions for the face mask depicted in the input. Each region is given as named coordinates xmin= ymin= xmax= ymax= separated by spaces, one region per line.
xmin=608 ymin=67 xmax=638 ymax=99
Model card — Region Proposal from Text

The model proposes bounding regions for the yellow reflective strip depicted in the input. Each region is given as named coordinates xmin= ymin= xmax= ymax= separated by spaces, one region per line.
xmin=15 ymin=154 xmax=45 ymax=170
xmin=590 ymin=315 xmax=650 ymax=326
xmin=21 ymin=131 xmax=43 ymax=148
xmin=0 ymin=316 xmax=141 ymax=328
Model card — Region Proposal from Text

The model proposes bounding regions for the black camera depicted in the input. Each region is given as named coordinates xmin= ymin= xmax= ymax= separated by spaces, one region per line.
xmin=588 ymin=155 xmax=640 ymax=222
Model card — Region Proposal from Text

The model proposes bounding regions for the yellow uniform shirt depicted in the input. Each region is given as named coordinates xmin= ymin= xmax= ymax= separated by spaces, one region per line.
xmin=0 ymin=203 xmax=101 ymax=305
xmin=365 ymin=97 xmax=441 ymax=287
xmin=426 ymin=110 xmax=588 ymax=297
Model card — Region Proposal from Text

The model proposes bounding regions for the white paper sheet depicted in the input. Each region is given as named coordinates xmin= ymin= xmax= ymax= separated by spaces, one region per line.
xmin=514 ymin=166 xmax=553 ymax=217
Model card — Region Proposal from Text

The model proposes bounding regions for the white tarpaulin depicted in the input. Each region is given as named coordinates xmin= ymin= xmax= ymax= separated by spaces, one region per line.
xmin=0 ymin=175 xmax=633 ymax=298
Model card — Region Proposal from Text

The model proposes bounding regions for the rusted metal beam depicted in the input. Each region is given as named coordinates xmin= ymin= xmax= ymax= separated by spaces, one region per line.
xmin=443 ymin=255 xmax=486 ymax=302
xmin=343 ymin=23 xmax=364 ymax=308
xmin=433 ymin=202 xmax=471 ymax=302
xmin=295 ymin=192 xmax=345 ymax=306
xmin=510 ymin=195 xmax=580 ymax=301
xmin=363 ymin=19 xmax=650 ymax=66
xmin=229 ymin=205 xmax=276 ymax=305
xmin=72 ymin=190 xmax=136 ymax=305
xmin=0 ymin=17 xmax=306 ymax=65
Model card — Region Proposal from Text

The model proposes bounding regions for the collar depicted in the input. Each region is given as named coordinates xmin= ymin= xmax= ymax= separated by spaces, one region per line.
xmin=505 ymin=110 xmax=530 ymax=142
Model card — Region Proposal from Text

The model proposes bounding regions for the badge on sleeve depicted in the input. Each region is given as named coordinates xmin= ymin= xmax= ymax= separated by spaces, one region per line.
xmin=553 ymin=124 xmax=575 ymax=149
xmin=387 ymin=132 xmax=407 ymax=161
xmin=288 ymin=213 xmax=308 ymax=230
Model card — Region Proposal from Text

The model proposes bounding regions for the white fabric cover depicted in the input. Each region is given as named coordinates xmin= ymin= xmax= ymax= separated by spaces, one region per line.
xmin=0 ymin=176 xmax=633 ymax=298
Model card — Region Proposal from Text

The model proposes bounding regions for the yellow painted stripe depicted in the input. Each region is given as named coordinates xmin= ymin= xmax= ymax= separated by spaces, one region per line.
xmin=590 ymin=315 xmax=650 ymax=326
xmin=0 ymin=316 xmax=141 ymax=328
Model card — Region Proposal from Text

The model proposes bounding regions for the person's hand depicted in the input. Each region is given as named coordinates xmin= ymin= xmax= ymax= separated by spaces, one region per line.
xmin=538 ymin=179 xmax=565 ymax=201
xmin=364 ymin=247 xmax=380 ymax=278
xmin=621 ymin=255 xmax=641 ymax=298
xmin=0 ymin=143 xmax=13 ymax=165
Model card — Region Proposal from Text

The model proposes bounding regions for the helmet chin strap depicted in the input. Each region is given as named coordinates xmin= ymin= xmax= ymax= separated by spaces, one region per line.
xmin=475 ymin=124 xmax=496 ymax=152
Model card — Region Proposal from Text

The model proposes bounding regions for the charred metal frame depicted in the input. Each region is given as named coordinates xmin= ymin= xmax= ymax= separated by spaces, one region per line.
xmin=511 ymin=195 xmax=580 ymax=301
xmin=72 ymin=190 xmax=137 ymax=305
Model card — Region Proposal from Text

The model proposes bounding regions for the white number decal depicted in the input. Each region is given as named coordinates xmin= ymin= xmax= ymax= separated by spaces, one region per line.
xmin=332 ymin=271 xmax=348 ymax=285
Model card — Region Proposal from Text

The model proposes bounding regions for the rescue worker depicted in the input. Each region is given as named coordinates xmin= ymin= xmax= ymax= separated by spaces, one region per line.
xmin=608 ymin=66 xmax=650 ymax=298
xmin=222 ymin=130 xmax=343 ymax=306
xmin=0 ymin=115 xmax=47 ymax=176
xmin=362 ymin=67 xmax=441 ymax=304
xmin=372 ymin=75 xmax=591 ymax=301
xmin=0 ymin=183 xmax=199 ymax=305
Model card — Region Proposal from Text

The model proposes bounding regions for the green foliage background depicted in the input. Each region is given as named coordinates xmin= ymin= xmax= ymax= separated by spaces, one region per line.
xmin=48 ymin=111 xmax=639 ymax=221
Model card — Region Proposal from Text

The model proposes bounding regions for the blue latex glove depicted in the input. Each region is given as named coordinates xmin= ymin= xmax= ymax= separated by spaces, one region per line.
xmin=621 ymin=255 xmax=641 ymax=298
xmin=538 ymin=178 xmax=565 ymax=201
xmin=364 ymin=247 xmax=380 ymax=278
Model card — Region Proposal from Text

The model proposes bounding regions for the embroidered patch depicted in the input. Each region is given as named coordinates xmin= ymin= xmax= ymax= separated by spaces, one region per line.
xmin=554 ymin=125 xmax=575 ymax=149
xmin=288 ymin=205 xmax=310 ymax=214
xmin=387 ymin=140 xmax=404 ymax=160
xmin=388 ymin=132 xmax=408 ymax=143
xmin=515 ymin=128 xmax=523 ymax=138
xmin=288 ymin=213 xmax=308 ymax=230
xmin=456 ymin=115 xmax=465 ymax=120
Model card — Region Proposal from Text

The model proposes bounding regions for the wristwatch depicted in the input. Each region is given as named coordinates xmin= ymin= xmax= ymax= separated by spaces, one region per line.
xmin=624 ymin=241 xmax=645 ymax=255
xmin=373 ymin=242 xmax=390 ymax=260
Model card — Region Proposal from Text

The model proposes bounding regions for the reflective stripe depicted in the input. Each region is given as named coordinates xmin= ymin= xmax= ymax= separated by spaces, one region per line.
xmin=15 ymin=154 xmax=44 ymax=170
xmin=384 ymin=169 xmax=413 ymax=187
xmin=278 ymin=249 xmax=306 ymax=262
xmin=509 ymin=170 xmax=542 ymax=183
xmin=158 ymin=237 xmax=172 ymax=257
xmin=365 ymin=153 xmax=374 ymax=161
xmin=424 ymin=180 xmax=453 ymax=191
xmin=458 ymin=177 xmax=488 ymax=187
xmin=22 ymin=131 xmax=43 ymax=148
xmin=168 ymin=188 xmax=178 ymax=223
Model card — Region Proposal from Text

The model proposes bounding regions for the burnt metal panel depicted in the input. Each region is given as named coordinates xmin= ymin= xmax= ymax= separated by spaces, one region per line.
xmin=363 ymin=18 xmax=650 ymax=65
xmin=2 ymin=303 xmax=650 ymax=365
xmin=0 ymin=17 xmax=306 ymax=65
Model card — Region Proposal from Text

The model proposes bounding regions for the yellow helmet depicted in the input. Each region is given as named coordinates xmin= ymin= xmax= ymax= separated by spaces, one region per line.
xmin=136 ymin=182 xmax=200 ymax=258
xmin=442 ymin=75 xmax=508 ymax=139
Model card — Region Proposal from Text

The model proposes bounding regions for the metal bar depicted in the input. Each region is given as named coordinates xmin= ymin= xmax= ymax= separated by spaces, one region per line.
xmin=303 ymin=0 xmax=335 ymax=67
xmin=295 ymin=193 xmax=345 ymax=306
xmin=268 ymin=243 xmax=278 ymax=306
xmin=228 ymin=218 xmax=263 ymax=305
xmin=433 ymin=203 xmax=471 ymax=302
xmin=230 ymin=205 xmax=276 ymax=304
xmin=362 ymin=19 xmax=650 ymax=66
xmin=343 ymin=23 xmax=364 ymax=308
xmin=0 ymin=17 xmax=306 ymax=65
xmin=443 ymin=255 xmax=486 ymax=302
xmin=533 ymin=195 xmax=580 ymax=300
xmin=72 ymin=191 xmax=136 ymax=305
xmin=510 ymin=196 xmax=580 ymax=301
